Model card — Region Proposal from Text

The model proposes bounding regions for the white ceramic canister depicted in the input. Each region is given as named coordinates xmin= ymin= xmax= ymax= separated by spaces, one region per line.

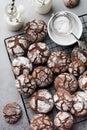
xmin=34 ymin=0 xmax=52 ymax=14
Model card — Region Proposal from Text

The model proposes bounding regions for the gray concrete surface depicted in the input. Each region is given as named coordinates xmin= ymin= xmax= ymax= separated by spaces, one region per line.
xmin=0 ymin=0 xmax=87 ymax=130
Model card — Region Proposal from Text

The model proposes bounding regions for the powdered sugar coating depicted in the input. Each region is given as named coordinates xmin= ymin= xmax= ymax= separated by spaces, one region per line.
xmin=16 ymin=74 xmax=37 ymax=96
xmin=53 ymin=88 xmax=73 ymax=111
xmin=71 ymin=47 xmax=87 ymax=65
xmin=24 ymin=20 xmax=47 ymax=43
xmin=54 ymin=73 xmax=78 ymax=94
xmin=6 ymin=35 xmax=28 ymax=57
xmin=68 ymin=60 xmax=86 ymax=76
xmin=54 ymin=111 xmax=73 ymax=130
xmin=12 ymin=57 xmax=33 ymax=76
xmin=63 ymin=0 xmax=79 ymax=8
xmin=70 ymin=91 xmax=87 ymax=116
xmin=3 ymin=102 xmax=22 ymax=124
xmin=47 ymin=51 xmax=70 ymax=74
xmin=78 ymin=71 xmax=87 ymax=91
xmin=32 ymin=66 xmax=53 ymax=88
xmin=29 ymin=114 xmax=53 ymax=130
xmin=27 ymin=42 xmax=50 ymax=64
xmin=29 ymin=89 xmax=54 ymax=113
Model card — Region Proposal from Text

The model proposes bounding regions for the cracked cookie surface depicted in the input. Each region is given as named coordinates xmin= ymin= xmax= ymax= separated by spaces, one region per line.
xmin=6 ymin=35 xmax=28 ymax=57
xmin=12 ymin=56 xmax=33 ymax=76
xmin=70 ymin=91 xmax=87 ymax=116
xmin=27 ymin=42 xmax=50 ymax=64
xmin=54 ymin=73 xmax=78 ymax=94
xmin=30 ymin=114 xmax=53 ymax=130
xmin=68 ymin=60 xmax=86 ymax=76
xmin=16 ymin=74 xmax=37 ymax=96
xmin=54 ymin=111 xmax=73 ymax=130
xmin=47 ymin=51 xmax=70 ymax=74
xmin=24 ymin=20 xmax=47 ymax=43
xmin=3 ymin=102 xmax=22 ymax=124
xmin=53 ymin=88 xmax=73 ymax=111
xmin=32 ymin=66 xmax=53 ymax=88
xmin=29 ymin=89 xmax=54 ymax=113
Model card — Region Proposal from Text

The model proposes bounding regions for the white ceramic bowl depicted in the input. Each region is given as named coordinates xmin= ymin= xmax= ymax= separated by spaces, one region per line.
xmin=48 ymin=11 xmax=83 ymax=46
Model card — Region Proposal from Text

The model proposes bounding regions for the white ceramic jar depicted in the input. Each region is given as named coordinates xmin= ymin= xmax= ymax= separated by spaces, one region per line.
xmin=34 ymin=0 xmax=52 ymax=14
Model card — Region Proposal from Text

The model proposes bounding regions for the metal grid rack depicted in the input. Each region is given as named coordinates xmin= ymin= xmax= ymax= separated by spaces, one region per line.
xmin=4 ymin=14 xmax=87 ymax=129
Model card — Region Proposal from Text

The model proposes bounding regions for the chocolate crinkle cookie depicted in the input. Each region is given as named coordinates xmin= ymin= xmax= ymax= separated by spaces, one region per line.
xmin=78 ymin=71 xmax=87 ymax=91
xmin=53 ymin=88 xmax=73 ymax=111
xmin=29 ymin=114 xmax=53 ymax=130
xmin=16 ymin=74 xmax=37 ymax=97
xmin=70 ymin=91 xmax=87 ymax=116
xmin=12 ymin=56 xmax=33 ymax=76
xmin=32 ymin=66 xmax=53 ymax=88
xmin=47 ymin=51 xmax=70 ymax=74
xmin=24 ymin=19 xmax=47 ymax=43
xmin=3 ymin=102 xmax=22 ymax=124
xmin=63 ymin=0 xmax=79 ymax=8
xmin=29 ymin=89 xmax=54 ymax=113
xmin=54 ymin=111 xmax=74 ymax=130
xmin=54 ymin=73 xmax=78 ymax=94
xmin=27 ymin=42 xmax=50 ymax=64
xmin=6 ymin=35 xmax=28 ymax=57
xmin=68 ymin=60 xmax=86 ymax=76
xmin=71 ymin=47 xmax=87 ymax=66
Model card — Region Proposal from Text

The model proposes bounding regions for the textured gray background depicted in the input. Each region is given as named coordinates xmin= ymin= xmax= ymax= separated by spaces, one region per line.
xmin=0 ymin=0 xmax=87 ymax=130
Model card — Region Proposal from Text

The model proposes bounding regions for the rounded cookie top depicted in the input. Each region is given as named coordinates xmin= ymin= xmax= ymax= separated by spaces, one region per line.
xmin=70 ymin=91 xmax=87 ymax=116
xmin=78 ymin=71 xmax=87 ymax=91
xmin=24 ymin=19 xmax=47 ymax=43
xmin=47 ymin=51 xmax=70 ymax=74
xmin=6 ymin=35 xmax=28 ymax=57
xmin=16 ymin=74 xmax=37 ymax=97
xmin=54 ymin=111 xmax=74 ymax=130
xmin=12 ymin=56 xmax=33 ymax=76
xmin=29 ymin=89 xmax=54 ymax=113
xmin=32 ymin=66 xmax=53 ymax=88
xmin=29 ymin=114 xmax=53 ymax=130
xmin=68 ymin=60 xmax=86 ymax=76
xmin=53 ymin=88 xmax=73 ymax=111
xmin=71 ymin=47 xmax=87 ymax=65
xmin=54 ymin=73 xmax=78 ymax=94
xmin=63 ymin=0 xmax=79 ymax=8
xmin=27 ymin=42 xmax=50 ymax=64
xmin=3 ymin=102 xmax=22 ymax=124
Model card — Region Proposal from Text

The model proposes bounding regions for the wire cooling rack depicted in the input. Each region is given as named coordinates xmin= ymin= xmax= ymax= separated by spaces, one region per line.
xmin=4 ymin=14 xmax=87 ymax=129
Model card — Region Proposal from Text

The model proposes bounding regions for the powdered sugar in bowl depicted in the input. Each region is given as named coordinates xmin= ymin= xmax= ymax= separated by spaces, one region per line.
xmin=48 ymin=11 xmax=83 ymax=46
